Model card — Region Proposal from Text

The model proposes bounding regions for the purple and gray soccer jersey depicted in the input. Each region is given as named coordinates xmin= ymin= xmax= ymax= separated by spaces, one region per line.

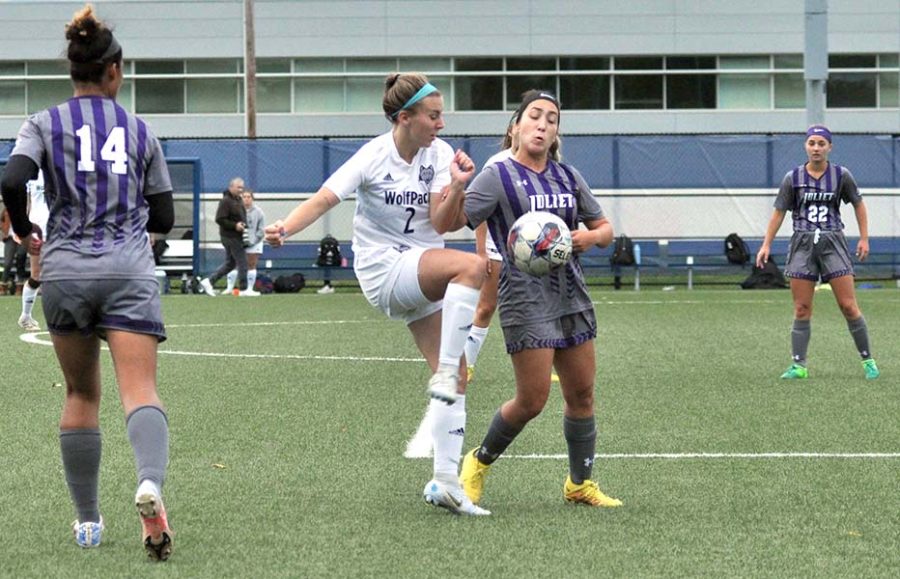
xmin=11 ymin=96 xmax=172 ymax=282
xmin=465 ymin=158 xmax=604 ymax=327
xmin=774 ymin=163 xmax=861 ymax=233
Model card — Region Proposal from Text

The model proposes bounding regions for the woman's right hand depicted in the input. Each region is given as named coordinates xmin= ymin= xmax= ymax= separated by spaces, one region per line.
xmin=755 ymin=245 xmax=769 ymax=268
xmin=265 ymin=220 xmax=286 ymax=247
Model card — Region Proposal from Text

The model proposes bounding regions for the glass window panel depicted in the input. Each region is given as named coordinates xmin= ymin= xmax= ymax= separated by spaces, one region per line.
xmin=774 ymin=73 xmax=804 ymax=108
xmin=880 ymin=73 xmax=899 ymax=108
xmin=456 ymin=58 xmax=502 ymax=72
xmin=294 ymin=78 xmax=343 ymax=112
xmin=507 ymin=75 xmax=555 ymax=109
xmin=28 ymin=80 xmax=71 ymax=113
xmin=666 ymin=75 xmax=715 ymax=108
xmin=28 ymin=61 xmax=67 ymax=76
xmin=186 ymin=59 xmax=239 ymax=74
xmin=507 ymin=57 xmax=556 ymax=71
xmin=719 ymin=75 xmax=770 ymax=109
xmin=346 ymin=59 xmax=395 ymax=73
xmin=774 ymin=55 xmax=803 ymax=69
xmin=257 ymin=78 xmax=291 ymax=112
xmin=135 ymin=61 xmax=184 ymax=75
xmin=615 ymin=75 xmax=663 ymax=109
xmin=879 ymin=54 xmax=898 ymax=68
xmin=186 ymin=79 xmax=239 ymax=113
xmin=346 ymin=77 xmax=384 ymax=111
xmin=455 ymin=76 xmax=502 ymax=110
xmin=614 ymin=57 xmax=662 ymax=70
xmin=0 ymin=81 xmax=25 ymax=114
xmin=294 ymin=59 xmax=343 ymax=73
xmin=720 ymin=56 xmax=769 ymax=70
xmin=559 ymin=57 xmax=609 ymax=70
xmin=666 ymin=56 xmax=715 ymax=70
xmin=257 ymin=58 xmax=290 ymax=74
xmin=827 ymin=73 xmax=877 ymax=107
xmin=135 ymin=79 xmax=185 ymax=113
xmin=398 ymin=58 xmax=451 ymax=72
xmin=0 ymin=62 xmax=25 ymax=76
xmin=559 ymin=76 xmax=610 ymax=110
xmin=829 ymin=54 xmax=876 ymax=69
xmin=117 ymin=80 xmax=133 ymax=111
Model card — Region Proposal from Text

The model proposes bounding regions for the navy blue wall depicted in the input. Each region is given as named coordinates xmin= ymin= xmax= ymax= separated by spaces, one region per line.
xmin=4 ymin=134 xmax=899 ymax=192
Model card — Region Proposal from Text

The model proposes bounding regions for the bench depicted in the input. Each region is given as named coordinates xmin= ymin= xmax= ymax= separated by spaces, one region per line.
xmin=156 ymin=239 xmax=194 ymax=277
xmin=259 ymin=243 xmax=355 ymax=281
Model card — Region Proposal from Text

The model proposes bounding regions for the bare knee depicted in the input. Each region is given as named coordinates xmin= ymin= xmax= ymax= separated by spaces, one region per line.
xmin=793 ymin=302 xmax=812 ymax=319
xmin=455 ymin=254 xmax=487 ymax=288
xmin=510 ymin=392 xmax=549 ymax=423
xmin=838 ymin=299 xmax=860 ymax=319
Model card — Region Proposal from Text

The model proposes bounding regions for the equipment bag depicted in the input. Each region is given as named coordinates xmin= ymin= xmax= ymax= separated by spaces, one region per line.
xmin=273 ymin=273 xmax=306 ymax=293
xmin=724 ymin=233 xmax=750 ymax=265
xmin=740 ymin=259 xmax=787 ymax=289
xmin=610 ymin=235 xmax=636 ymax=266
xmin=316 ymin=235 xmax=343 ymax=267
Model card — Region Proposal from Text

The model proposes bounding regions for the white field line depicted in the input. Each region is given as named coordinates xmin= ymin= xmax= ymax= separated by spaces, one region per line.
xmin=18 ymin=324 xmax=423 ymax=363
xmin=505 ymin=452 xmax=900 ymax=460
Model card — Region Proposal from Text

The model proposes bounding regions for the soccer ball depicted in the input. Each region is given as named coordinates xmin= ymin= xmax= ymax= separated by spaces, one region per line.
xmin=506 ymin=211 xmax=573 ymax=276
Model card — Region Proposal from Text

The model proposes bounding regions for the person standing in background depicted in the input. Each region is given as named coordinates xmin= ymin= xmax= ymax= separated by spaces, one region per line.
xmin=224 ymin=189 xmax=264 ymax=295
xmin=199 ymin=176 xmax=251 ymax=296
xmin=15 ymin=170 xmax=48 ymax=330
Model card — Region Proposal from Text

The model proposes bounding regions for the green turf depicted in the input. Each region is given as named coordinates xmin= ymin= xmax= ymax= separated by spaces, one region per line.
xmin=1 ymin=287 xmax=897 ymax=577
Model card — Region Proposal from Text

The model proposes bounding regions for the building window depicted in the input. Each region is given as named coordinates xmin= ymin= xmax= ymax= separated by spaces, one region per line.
xmin=827 ymin=73 xmax=877 ymax=108
xmin=615 ymin=76 xmax=663 ymax=109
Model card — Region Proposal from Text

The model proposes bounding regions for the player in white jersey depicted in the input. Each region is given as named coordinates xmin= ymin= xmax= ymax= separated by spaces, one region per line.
xmin=14 ymin=170 xmax=48 ymax=330
xmin=265 ymin=73 xmax=489 ymax=516
xmin=756 ymin=125 xmax=878 ymax=380
xmin=433 ymin=90 xmax=622 ymax=510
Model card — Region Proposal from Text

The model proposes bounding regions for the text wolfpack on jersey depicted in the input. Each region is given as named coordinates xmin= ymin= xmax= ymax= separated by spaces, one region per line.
xmin=530 ymin=193 xmax=575 ymax=212
xmin=384 ymin=190 xmax=429 ymax=205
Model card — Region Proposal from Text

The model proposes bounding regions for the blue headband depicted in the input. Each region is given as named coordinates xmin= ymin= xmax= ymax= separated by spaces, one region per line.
xmin=391 ymin=82 xmax=438 ymax=118
xmin=806 ymin=125 xmax=832 ymax=142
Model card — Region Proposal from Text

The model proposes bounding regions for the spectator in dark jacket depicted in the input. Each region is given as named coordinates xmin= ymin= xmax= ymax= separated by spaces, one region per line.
xmin=199 ymin=177 xmax=256 ymax=296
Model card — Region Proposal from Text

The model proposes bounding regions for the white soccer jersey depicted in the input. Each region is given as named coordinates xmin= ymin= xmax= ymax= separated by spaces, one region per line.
xmin=323 ymin=131 xmax=452 ymax=270
xmin=27 ymin=169 xmax=49 ymax=232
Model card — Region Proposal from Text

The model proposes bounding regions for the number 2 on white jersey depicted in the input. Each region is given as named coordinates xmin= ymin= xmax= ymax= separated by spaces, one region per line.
xmin=75 ymin=125 xmax=128 ymax=175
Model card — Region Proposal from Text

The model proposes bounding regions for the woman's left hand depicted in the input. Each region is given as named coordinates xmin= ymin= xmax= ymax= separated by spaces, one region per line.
xmin=570 ymin=229 xmax=595 ymax=254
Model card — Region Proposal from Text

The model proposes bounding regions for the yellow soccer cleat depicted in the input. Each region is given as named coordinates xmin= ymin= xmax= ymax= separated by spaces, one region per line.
xmin=459 ymin=448 xmax=491 ymax=505
xmin=466 ymin=366 xmax=475 ymax=384
xmin=564 ymin=476 xmax=622 ymax=508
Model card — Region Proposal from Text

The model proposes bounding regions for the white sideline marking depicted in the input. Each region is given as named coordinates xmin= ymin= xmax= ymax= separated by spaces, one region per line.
xmin=19 ymin=328 xmax=423 ymax=363
xmin=506 ymin=452 xmax=900 ymax=460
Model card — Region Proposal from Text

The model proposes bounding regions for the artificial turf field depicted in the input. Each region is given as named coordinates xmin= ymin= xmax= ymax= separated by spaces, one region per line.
xmin=1 ymin=286 xmax=897 ymax=578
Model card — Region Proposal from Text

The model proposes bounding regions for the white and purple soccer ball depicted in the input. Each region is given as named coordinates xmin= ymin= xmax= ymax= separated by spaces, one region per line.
xmin=506 ymin=211 xmax=573 ymax=276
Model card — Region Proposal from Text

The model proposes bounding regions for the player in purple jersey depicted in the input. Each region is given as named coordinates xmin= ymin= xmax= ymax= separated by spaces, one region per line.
xmin=756 ymin=125 xmax=879 ymax=380
xmin=433 ymin=90 xmax=622 ymax=509
xmin=0 ymin=5 xmax=176 ymax=559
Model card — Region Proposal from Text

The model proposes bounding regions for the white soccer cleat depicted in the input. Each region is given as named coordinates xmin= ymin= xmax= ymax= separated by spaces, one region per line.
xmin=423 ymin=479 xmax=490 ymax=516
xmin=239 ymin=289 xmax=261 ymax=296
xmin=17 ymin=314 xmax=40 ymax=331
xmin=199 ymin=278 xmax=216 ymax=297
xmin=317 ymin=285 xmax=335 ymax=294
xmin=427 ymin=369 xmax=459 ymax=404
